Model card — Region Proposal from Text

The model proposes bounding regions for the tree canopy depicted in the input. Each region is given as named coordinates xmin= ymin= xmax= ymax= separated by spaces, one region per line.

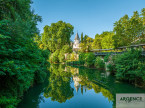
xmin=113 ymin=9 xmax=145 ymax=47
xmin=42 ymin=21 xmax=74 ymax=52
xmin=0 ymin=0 xmax=49 ymax=107
xmin=92 ymin=31 xmax=115 ymax=49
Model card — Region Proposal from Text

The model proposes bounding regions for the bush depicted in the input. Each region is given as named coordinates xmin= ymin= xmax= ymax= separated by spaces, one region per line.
xmin=107 ymin=63 xmax=115 ymax=73
xmin=104 ymin=54 xmax=111 ymax=62
xmin=85 ymin=53 xmax=96 ymax=67
xmin=79 ymin=53 xmax=86 ymax=65
xmin=114 ymin=49 xmax=145 ymax=86
xmin=95 ymin=57 xmax=105 ymax=69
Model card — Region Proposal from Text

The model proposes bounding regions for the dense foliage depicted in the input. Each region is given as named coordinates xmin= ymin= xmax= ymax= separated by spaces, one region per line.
xmin=85 ymin=53 xmax=96 ymax=67
xmin=104 ymin=54 xmax=111 ymax=62
xmin=49 ymin=50 xmax=60 ymax=63
xmin=41 ymin=21 xmax=73 ymax=63
xmin=114 ymin=49 xmax=145 ymax=86
xmin=91 ymin=8 xmax=145 ymax=49
xmin=113 ymin=9 xmax=145 ymax=47
xmin=78 ymin=53 xmax=86 ymax=65
xmin=92 ymin=32 xmax=115 ymax=49
xmin=95 ymin=57 xmax=105 ymax=69
xmin=42 ymin=21 xmax=74 ymax=52
xmin=49 ymin=45 xmax=73 ymax=63
xmin=0 ymin=0 xmax=49 ymax=107
xmin=79 ymin=35 xmax=93 ymax=52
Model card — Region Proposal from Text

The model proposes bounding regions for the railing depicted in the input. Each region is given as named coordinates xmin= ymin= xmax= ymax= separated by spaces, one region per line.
xmin=94 ymin=52 xmax=123 ymax=56
xmin=92 ymin=44 xmax=145 ymax=56
xmin=94 ymin=51 xmax=145 ymax=56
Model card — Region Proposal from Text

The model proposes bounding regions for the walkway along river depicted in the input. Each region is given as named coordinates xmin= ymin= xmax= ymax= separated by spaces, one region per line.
xmin=18 ymin=64 xmax=145 ymax=108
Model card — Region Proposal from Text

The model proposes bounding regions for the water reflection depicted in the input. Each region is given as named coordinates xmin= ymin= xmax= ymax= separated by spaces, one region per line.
xmin=69 ymin=65 xmax=114 ymax=102
xmin=18 ymin=64 xmax=145 ymax=108
xmin=44 ymin=64 xmax=74 ymax=103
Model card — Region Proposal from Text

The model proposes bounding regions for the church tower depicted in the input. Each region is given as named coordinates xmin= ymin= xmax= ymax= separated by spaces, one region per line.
xmin=73 ymin=32 xmax=80 ymax=52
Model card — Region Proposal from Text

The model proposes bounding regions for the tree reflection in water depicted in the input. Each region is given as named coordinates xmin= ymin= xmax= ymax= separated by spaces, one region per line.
xmin=45 ymin=64 xmax=114 ymax=103
xmin=18 ymin=64 xmax=145 ymax=108
xmin=43 ymin=64 xmax=74 ymax=103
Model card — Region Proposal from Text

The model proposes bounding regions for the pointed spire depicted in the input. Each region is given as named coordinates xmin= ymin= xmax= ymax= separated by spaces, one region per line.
xmin=74 ymin=32 xmax=80 ymax=40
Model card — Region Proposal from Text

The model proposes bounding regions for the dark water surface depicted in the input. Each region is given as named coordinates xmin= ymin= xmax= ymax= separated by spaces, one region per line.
xmin=18 ymin=64 xmax=145 ymax=108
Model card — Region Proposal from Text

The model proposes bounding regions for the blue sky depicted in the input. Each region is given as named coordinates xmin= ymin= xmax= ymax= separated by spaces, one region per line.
xmin=31 ymin=0 xmax=145 ymax=40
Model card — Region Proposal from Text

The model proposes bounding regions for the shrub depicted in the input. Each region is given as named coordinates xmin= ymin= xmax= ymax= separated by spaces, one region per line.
xmin=107 ymin=63 xmax=115 ymax=73
xmin=79 ymin=53 xmax=86 ymax=65
xmin=85 ymin=53 xmax=96 ymax=67
xmin=114 ymin=49 xmax=145 ymax=86
xmin=95 ymin=57 xmax=105 ymax=69
xmin=104 ymin=54 xmax=111 ymax=62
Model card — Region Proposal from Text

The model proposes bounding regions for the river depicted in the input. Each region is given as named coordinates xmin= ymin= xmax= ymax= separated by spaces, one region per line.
xmin=18 ymin=64 xmax=145 ymax=108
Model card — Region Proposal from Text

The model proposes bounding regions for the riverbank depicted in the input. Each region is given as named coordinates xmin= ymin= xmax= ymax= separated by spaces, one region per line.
xmin=58 ymin=49 xmax=145 ymax=88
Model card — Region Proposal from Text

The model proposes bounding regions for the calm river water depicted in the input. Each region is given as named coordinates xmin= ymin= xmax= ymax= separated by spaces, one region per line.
xmin=18 ymin=64 xmax=145 ymax=108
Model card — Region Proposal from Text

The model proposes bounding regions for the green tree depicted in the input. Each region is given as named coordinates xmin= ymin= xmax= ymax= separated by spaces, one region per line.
xmin=101 ymin=32 xmax=115 ymax=49
xmin=114 ymin=49 xmax=145 ymax=86
xmin=81 ymin=32 xmax=84 ymax=43
xmin=80 ymin=35 xmax=93 ymax=52
xmin=0 ymin=1 xmax=49 ymax=107
xmin=141 ymin=8 xmax=145 ymax=25
xmin=61 ymin=45 xmax=72 ymax=53
xmin=42 ymin=21 xmax=74 ymax=52
xmin=92 ymin=32 xmax=114 ymax=49
xmin=113 ymin=9 xmax=145 ymax=47
xmin=83 ymin=35 xmax=88 ymax=44
xmin=95 ymin=57 xmax=105 ymax=69
xmin=58 ymin=45 xmax=72 ymax=63
xmin=85 ymin=53 xmax=96 ymax=67
xmin=49 ymin=50 xmax=60 ymax=63
xmin=92 ymin=34 xmax=102 ymax=49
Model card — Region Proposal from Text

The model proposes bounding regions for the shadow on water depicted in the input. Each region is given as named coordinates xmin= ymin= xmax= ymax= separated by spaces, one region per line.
xmin=18 ymin=64 xmax=145 ymax=108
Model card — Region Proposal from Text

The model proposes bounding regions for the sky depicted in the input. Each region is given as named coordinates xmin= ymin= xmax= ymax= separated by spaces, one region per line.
xmin=31 ymin=0 xmax=145 ymax=40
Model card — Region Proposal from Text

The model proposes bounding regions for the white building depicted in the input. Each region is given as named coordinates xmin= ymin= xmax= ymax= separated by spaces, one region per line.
xmin=73 ymin=32 xmax=80 ymax=52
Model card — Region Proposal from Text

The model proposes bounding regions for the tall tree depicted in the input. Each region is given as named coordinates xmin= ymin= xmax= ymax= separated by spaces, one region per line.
xmin=83 ymin=35 xmax=88 ymax=44
xmin=42 ymin=21 xmax=74 ymax=52
xmin=113 ymin=9 xmax=145 ymax=47
xmin=92 ymin=32 xmax=113 ymax=49
xmin=101 ymin=32 xmax=115 ymax=49
xmin=80 ymin=35 xmax=93 ymax=52
xmin=81 ymin=32 xmax=83 ymax=43
xmin=0 ymin=0 xmax=49 ymax=107
xmin=141 ymin=8 xmax=145 ymax=25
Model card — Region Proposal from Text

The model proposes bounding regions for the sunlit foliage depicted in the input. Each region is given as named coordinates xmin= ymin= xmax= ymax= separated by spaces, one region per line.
xmin=0 ymin=0 xmax=49 ymax=107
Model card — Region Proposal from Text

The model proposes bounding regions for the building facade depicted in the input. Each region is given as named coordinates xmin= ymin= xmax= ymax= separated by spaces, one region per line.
xmin=73 ymin=33 xmax=80 ymax=52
